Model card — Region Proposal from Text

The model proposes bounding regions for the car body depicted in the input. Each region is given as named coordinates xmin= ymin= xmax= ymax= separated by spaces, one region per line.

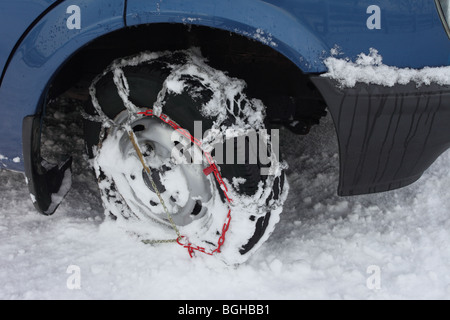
xmin=1 ymin=0 xmax=450 ymax=213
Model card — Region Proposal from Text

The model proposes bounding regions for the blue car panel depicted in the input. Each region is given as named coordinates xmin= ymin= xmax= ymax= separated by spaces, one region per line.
xmin=126 ymin=0 xmax=330 ymax=73
xmin=280 ymin=0 xmax=450 ymax=69
xmin=0 ymin=0 xmax=60 ymax=78
xmin=0 ymin=0 xmax=125 ymax=171
xmin=126 ymin=0 xmax=450 ymax=72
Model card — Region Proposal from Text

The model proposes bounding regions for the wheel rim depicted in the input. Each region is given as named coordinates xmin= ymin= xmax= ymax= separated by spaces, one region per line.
xmin=112 ymin=111 xmax=213 ymax=227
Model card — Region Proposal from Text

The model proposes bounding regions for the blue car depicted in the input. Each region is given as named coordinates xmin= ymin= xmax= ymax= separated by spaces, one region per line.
xmin=1 ymin=0 xmax=450 ymax=262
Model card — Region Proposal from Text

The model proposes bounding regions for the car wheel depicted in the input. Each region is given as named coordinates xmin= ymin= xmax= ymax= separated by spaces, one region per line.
xmin=83 ymin=49 xmax=288 ymax=264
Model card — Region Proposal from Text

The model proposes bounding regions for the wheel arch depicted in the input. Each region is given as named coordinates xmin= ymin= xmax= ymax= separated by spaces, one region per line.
xmin=1 ymin=0 xmax=330 ymax=214
xmin=125 ymin=0 xmax=330 ymax=74
xmin=0 ymin=0 xmax=126 ymax=213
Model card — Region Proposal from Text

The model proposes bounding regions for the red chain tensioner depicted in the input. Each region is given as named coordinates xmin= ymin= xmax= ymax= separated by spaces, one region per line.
xmin=138 ymin=109 xmax=233 ymax=258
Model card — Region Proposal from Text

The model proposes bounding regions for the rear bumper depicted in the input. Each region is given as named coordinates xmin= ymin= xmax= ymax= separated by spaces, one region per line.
xmin=311 ymin=76 xmax=450 ymax=196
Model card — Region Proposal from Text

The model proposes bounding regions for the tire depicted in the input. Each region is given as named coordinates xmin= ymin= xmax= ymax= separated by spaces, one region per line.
xmin=83 ymin=49 xmax=288 ymax=264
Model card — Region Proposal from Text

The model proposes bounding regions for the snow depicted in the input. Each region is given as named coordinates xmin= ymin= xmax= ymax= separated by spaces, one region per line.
xmin=322 ymin=48 xmax=450 ymax=88
xmin=235 ymin=28 xmax=277 ymax=48
xmin=47 ymin=168 xmax=72 ymax=215
xmin=1 ymin=94 xmax=450 ymax=299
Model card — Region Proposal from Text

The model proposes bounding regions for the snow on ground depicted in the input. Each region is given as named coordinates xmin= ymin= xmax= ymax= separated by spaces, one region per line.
xmin=1 ymin=97 xmax=450 ymax=300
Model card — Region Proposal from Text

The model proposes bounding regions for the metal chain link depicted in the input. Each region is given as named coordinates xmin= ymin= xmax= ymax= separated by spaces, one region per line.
xmin=88 ymin=56 xmax=237 ymax=258
xmin=127 ymin=129 xmax=182 ymax=243
xmin=127 ymin=112 xmax=233 ymax=258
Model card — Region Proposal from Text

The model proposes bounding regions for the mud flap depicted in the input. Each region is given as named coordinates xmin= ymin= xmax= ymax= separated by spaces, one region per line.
xmin=311 ymin=76 xmax=450 ymax=196
xmin=22 ymin=115 xmax=72 ymax=215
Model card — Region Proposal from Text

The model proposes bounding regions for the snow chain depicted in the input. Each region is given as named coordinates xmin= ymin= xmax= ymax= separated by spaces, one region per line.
xmin=127 ymin=130 xmax=182 ymax=244
xmin=127 ymin=110 xmax=233 ymax=259
xmin=88 ymin=57 xmax=234 ymax=259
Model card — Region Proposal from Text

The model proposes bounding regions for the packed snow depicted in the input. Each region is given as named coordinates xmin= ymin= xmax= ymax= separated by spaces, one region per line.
xmin=1 ymin=95 xmax=450 ymax=300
